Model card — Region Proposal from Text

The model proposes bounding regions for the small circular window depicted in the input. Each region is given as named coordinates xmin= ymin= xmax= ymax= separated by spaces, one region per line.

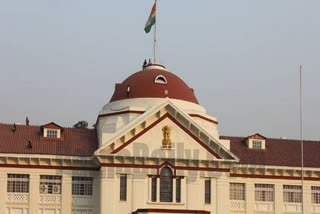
xmin=155 ymin=75 xmax=167 ymax=84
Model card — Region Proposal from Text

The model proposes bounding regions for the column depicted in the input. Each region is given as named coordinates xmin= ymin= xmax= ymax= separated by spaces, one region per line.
xmin=274 ymin=183 xmax=283 ymax=214
xmin=29 ymin=173 xmax=40 ymax=214
xmin=173 ymin=178 xmax=176 ymax=203
xmin=246 ymin=182 xmax=255 ymax=214
xmin=156 ymin=177 xmax=160 ymax=202
xmin=148 ymin=177 xmax=151 ymax=202
xmin=61 ymin=172 xmax=72 ymax=214
xmin=0 ymin=172 xmax=6 ymax=214
xmin=181 ymin=177 xmax=186 ymax=204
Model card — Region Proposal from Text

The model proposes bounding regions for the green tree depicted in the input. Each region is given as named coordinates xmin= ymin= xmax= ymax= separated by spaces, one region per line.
xmin=73 ymin=121 xmax=88 ymax=128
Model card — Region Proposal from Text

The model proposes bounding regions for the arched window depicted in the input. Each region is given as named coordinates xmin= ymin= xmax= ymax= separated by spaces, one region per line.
xmin=160 ymin=166 xmax=173 ymax=202
xmin=155 ymin=75 xmax=167 ymax=84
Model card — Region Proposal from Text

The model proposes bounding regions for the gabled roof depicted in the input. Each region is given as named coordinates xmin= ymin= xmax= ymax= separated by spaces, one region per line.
xmin=96 ymin=100 xmax=238 ymax=162
xmin=244 ymin=133 xmax=267 ymax=140
xmin=40 ymin=122 xmax=64 ymax=130
xmin=222 ymin=136 xmax=320 ymax=168
xmin=0 ymin=124 xmax=98 ymax=157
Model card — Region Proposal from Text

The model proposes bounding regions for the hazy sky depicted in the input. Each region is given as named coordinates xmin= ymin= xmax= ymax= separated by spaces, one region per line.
xmin=0 ymin=0 xmax=319 ymax=140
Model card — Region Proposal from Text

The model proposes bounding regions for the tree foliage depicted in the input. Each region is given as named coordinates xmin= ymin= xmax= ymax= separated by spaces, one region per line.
xmin=73 ymin=121 xmax=88 ymax=128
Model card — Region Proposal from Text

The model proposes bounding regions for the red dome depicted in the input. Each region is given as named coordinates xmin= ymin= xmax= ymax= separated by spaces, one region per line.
xmin=110 ymin=67 xmax=199 ymax=104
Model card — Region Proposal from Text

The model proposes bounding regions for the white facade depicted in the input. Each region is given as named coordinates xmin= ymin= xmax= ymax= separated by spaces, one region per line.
xmin=1 ymin=65 xmax=320 ymax=214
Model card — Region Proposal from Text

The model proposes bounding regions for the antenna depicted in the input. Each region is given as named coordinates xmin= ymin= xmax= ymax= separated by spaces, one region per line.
xmin=299 ymin=65 xmax=304 ymax=214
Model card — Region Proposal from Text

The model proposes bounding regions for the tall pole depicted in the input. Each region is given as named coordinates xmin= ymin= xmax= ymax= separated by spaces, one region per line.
xmin=300 ymin=65 xmax=304 ymax=214
xmin=153 ymin=0 xmax=157 ymax=64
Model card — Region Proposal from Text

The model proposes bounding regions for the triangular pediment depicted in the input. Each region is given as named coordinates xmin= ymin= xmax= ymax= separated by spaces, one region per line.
xmin=95 ymin=101 xmax=238 ymax=162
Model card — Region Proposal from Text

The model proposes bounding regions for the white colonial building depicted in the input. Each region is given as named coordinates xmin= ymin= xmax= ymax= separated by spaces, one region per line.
xmin=0 ymin=64 xmax=319 ymax=214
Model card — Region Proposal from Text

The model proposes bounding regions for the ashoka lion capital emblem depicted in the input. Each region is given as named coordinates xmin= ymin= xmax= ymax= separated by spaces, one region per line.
xmin=162 ymin=125 xmax=172 ymax=149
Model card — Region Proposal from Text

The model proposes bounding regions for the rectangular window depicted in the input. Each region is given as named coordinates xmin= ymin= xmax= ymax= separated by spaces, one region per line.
xmin=255 ymin=184 xmax=274 ymax=202
xmin=120 ymin=175 xmax=127 ymax=201
xmin=151 ymin=176 xmax=157 ymax=202
xmin=312 ymin=186 xmax=320 ymax=204
xmin=176 ymin=177 xmax=181 ymax=203
xmin=230 ymin=183 xmax=245 ymax=200
xmin=205 ymin=179 xmax=211 ymax=204
xmin=72 ymin=177 xmax=93 ymax=196
xmin=47 ymin=129 xmax=58 ymax=138
xmin=252 ymin=140 xmax=262 ymax=149
xmin=7 ymin=174 xmax=29 ymax=193
xmin=283 ymin=185 xmax=302 ymax=203
xmin=40 ymin=175 xmax=62 ymax=194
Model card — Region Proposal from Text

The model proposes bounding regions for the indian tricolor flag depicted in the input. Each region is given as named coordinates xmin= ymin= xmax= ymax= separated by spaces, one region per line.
xmin=144 ymin=2 xmax=156 ymax=33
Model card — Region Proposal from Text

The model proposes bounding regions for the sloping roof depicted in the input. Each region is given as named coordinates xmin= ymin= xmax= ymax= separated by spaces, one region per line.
xmin=0 ymin=124 xmax=98 ymax=157
xmin=221 ymin=136 xmax=320 ymax=168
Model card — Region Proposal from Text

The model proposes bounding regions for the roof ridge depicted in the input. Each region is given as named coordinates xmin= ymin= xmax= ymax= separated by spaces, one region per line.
xmin=0 ymin=123 xmax=95 ymax=131
xmin=221 ymin=135 xmax=320 ymax=142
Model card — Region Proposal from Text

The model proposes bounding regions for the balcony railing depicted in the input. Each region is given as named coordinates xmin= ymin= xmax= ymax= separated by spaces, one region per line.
xmin=39 ymin=194 xmax=62 ymax=204
xmin=230 ymin=200 xmax=245 ymax=211
xmin=7 ymin=193 xmax=29 ymax=203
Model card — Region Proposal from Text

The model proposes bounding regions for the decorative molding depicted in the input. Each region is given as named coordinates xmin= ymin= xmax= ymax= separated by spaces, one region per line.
xmin=132 ymin=208 xmax=210 ymax=214
xmin=98 ymin=110 xmax=145 ymax=119
xmin=189 ymin=114 xmax=218 ymax=125
xmin=230 ymin=173 xmax=320 ymax=181
xmin=110 ymin=113 xmax=222 ymax=159
xmin=100 ymin=163 xmax=230 ymax=174
xmin=0 ymin=164 xmax=99 ymax=171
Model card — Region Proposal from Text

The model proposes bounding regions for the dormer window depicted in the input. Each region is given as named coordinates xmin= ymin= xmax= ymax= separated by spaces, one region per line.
xmin=41 ymin=122 xmax=63 ymax=139
xmin=47 ymin=129 xmax=58 ymax=138
xmin=155 ymin=75 xmax=167 ymax=84
xmin=245 ymin=133 xmax=266 ymax=150
xmin=252 ymin=140 xmax=262 ymax=149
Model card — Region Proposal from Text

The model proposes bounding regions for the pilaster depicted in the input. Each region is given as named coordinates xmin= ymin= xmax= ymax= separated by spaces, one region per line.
xmin=100 ymin=168 xmax=115 ymax=214
xmin=29 ymin=173 xmax=40 ymax=214
xmin=216 ymin=175 xmax=230 ymax=214
xmin=303 ymin=183 xmax=311 ymax=214
xmin=274 ymin=183 xmax=283 ymax=214
xmin=93 ymin=175 xmax=101 ymax=214
xmin=245 ymin=182 xmax=255 ymax=214
xmin=172 ymin=178 xmax=176 ymax=203
xmin=0 ymin=172 xmax=6 ymax=214
xmin=156 ymin=177 xmax=160 ymax=202
xmin=61 ymin=172 xmax=72 ymax=214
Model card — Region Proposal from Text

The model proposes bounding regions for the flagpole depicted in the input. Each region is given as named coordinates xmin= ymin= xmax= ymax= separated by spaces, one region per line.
xmin=300 ymin=65 xmax=304 ymax=214
xmin=153 ymin=0 xmax=157 ymax=64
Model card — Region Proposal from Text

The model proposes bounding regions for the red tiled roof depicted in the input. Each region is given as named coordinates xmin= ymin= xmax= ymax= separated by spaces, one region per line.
xmin=0 ymin=124 xmax=98 ymax=157
xmin=221 ymin=136 xmax=320 ymax=168
xmin=110 ymin=69 xmax=199 ymax=104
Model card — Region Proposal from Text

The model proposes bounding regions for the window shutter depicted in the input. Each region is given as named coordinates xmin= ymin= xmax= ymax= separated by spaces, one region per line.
xmin=151 ymin=176 xmax=157 ymax=202
xmin=120 ymin=175 xmax=127 ymax=201
xmin=205 ymin=179 xmax=211 ymax=204
xmin=176 ymin=177 xmax=181 ymax=203
xmin=160 ymin=167 xmax=173 ymax=202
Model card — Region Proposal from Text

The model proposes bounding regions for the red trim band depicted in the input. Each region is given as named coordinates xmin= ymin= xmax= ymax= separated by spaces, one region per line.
xmin=99 ymin=110 xmax=145 ymax=119
xmin=133 ymin=209 xmax=210 ymax=214
xmin=101 ymin=163 xmax=230 ymax=173
xmin=231 ymin=173 xmax=320 ymax=181
xmin=189 ymin=114 xmax=218 ymax=125
xmin=0 ymin=164 xmax=100 ymax=171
